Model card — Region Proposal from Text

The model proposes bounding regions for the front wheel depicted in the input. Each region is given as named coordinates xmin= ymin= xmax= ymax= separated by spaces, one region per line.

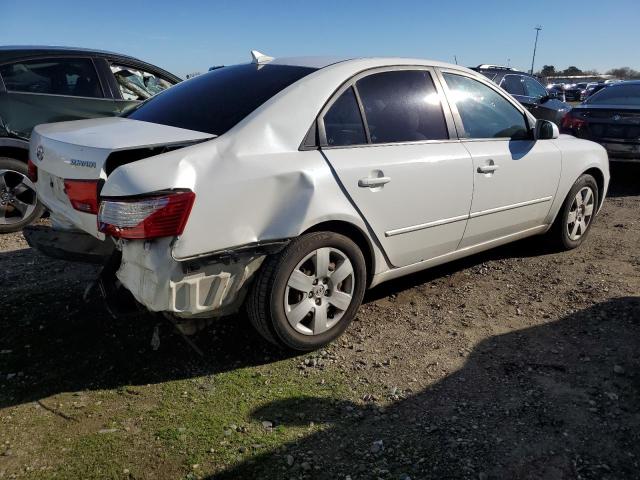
xmin=247 ymin=231 xmax=367 ymax=351
xmin=0 ymin=157 xmax=45 ymax=233
xmin=550 ymin=173 xmax=599 ymax=250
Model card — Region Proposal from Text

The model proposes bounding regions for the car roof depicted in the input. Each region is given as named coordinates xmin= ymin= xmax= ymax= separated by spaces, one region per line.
xmin=269 ymin=55 xmax=476 ymax=74
xmin=0 ymin=45 xmax=181 ymax=82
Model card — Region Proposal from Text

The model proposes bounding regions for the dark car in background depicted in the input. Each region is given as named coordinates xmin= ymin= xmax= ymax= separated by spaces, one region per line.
xmin=0 ymin=46 xmax=180 ymax=232
xmin=564 ymin=82 xmax=589 ymax=102
xmin=472 ymin=65 xmax=570 ymax=126
xmin=561 ymin=81 xmax=640 ymax=162
xmin=580 ymin=82 xmax=608 ymax=101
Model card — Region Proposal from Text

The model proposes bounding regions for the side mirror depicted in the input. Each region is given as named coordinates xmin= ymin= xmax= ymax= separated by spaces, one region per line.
xmin=534 ymin=119 xmax=559 ymax=140
xmin=539 ymin=94 xmax=551 ymax=103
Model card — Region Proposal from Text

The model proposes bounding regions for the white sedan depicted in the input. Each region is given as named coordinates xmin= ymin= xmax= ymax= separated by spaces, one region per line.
xmin=28 ymin=52 xmax=609 ymax=350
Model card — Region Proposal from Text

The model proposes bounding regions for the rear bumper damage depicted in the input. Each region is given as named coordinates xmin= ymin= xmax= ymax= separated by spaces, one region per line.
xmin=115 ymin=238 xmax=288 ymax=324
xmin=23 ymin=224 xmax=114 ymax=263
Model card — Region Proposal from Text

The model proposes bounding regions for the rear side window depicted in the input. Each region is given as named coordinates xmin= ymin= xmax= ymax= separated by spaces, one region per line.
xmin=586 ymin=84 xmax=640 ymax=106
xmin=500 ymin=75 xmax=526 ymax=96
xmin=443 ymin=73 xmax=529 ymax=139
xmin=127 ymin=64 xmax=316 ymax=135
xmin=356 ymin=70 xmax=449 ymax=143
xmin=523 ymin=76 xmax=548 ymax=98
xmin=323 ymin=87 xmax=367 ymax=146
xmin=111 ymin=64 xmax=174 ymax=101
xmin=0 ymin=58 xmax=103 ymax=98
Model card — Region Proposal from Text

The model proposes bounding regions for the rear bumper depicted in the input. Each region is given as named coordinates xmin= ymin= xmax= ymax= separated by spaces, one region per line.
xmin=115 ymin=239 xmax=275 ymax=319
xmin=23 ymin=225 xmax=114 ymax=263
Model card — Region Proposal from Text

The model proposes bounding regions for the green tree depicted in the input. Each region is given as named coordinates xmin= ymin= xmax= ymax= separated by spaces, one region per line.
xmin=539 ymin=65 xmax=556 ymax=77
xmin=562 ymin=66 xmax=583 ymax=76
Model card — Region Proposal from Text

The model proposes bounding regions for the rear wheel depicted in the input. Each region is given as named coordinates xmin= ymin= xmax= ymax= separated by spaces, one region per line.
xmin=247 ymin=231 xmax=367 ymax=351
xmin=0 ymin=157 xmax=44 ymax=233
xmin=550 ymin=173 xmax=598 ymax=250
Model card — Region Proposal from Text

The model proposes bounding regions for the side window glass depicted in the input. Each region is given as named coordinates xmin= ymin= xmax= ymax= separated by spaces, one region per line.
xmin=0 ymin=58 xmax=103 ymax=98
xmin=111 ymin=64 xmax=174 ymax=101
xmin=323 ymin=87 xmax=367 ymax=146
xmin=500 ymin=75 xmax=526 ymax=96
xmin=523 ymin=76 xmax=548 ymax=99
xmin=356 ymin=70 xmax=449 ymax=143
xmin=443 ymin=73 xmax=529 ymax=140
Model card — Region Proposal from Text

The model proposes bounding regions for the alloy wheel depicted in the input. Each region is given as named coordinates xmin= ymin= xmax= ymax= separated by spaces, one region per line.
xmin=0 ymin=169 xmax=38 ymax=226
xmin=284 ymin=247 xmax=355 ymax=336
xmin=566 ymin=186 xmax=595 ymax=241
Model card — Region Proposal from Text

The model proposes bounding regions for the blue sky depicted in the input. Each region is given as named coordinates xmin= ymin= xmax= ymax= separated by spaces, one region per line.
xmin=2 ymin=0 xmax=638 ymax=78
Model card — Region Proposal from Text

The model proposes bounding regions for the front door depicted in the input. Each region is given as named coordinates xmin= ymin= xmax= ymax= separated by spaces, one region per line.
xmin=319 ymin=68 xmax=474 ymax=267
xmin=440 ymin=71 xmax=562 ymax=249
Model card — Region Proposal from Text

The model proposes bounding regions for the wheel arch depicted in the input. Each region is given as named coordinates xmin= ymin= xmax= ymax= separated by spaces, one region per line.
xmin=0 ymin=141 xmax=29 ymax=163
xmin=583 ymin=167 xmax=605 ymax=211
xmin=302 ymin=220 xmax=376 ymax=287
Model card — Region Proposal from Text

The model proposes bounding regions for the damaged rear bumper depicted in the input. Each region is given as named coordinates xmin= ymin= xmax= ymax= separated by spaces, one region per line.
xmin=115 ymin=238 xmax=288 ymax=319
xmin=23 ymin=225 xmax=114 ymax=263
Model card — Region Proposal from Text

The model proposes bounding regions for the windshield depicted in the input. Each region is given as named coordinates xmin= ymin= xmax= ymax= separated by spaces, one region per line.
xmin=126 ymin=63 xmax=317 ymax=135
xmin=585 ymin=84 xmax=640 ymax=106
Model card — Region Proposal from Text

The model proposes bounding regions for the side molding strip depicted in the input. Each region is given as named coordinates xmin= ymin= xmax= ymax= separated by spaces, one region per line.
xmin=385 ymin=196 xmax=553 ymax=237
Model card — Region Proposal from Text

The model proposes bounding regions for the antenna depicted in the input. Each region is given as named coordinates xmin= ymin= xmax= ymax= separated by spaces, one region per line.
xmin=251 ymin=50 xmax=274 ymax=64
xmin=454 ymin=55 xmax=458 ymax=65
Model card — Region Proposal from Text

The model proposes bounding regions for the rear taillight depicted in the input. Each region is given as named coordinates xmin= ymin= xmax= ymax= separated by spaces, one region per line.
xmin=27 ymin=159 xmax=38 ymax=182
xmin=560 ymin=111 xmax=587 ymax=132
xmin=64 ymin=179 xmax=100 ymax=214
xmin=98 ymin=191 xmax=195 ymax=240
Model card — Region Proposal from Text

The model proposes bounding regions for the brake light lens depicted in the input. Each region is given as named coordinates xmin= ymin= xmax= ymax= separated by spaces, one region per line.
xmin=560 ymin=111 xmax=587 ymax=132
xmin=98 ymin=191 xmax=195 ymax=240
xmin=64 ymin=179 xmax=100 ymax=214
xmin=27 ymin=159 xmax=38 ymax=182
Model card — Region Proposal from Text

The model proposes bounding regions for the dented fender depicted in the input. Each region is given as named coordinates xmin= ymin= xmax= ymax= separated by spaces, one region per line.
xmin=102 ymin=136 xmax=388 ymax=275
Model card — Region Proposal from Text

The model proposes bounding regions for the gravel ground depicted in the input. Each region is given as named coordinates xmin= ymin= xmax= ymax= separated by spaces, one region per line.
xmin=0 ymin=164 xmax=639 ymax=479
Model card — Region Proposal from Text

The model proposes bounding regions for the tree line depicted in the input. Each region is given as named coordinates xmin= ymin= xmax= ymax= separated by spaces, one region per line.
xmin=537 ymin=65 xmax=640 ymax=79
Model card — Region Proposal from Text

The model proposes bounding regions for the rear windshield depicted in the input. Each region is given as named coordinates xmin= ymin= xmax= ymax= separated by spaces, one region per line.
xmin=585 ymin=84 xmax=640 ymax=106
xmin=126 ymin=63 xmax=316 ymax=135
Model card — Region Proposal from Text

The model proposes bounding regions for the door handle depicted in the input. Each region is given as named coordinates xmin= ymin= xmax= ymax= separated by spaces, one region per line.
xmin=358 ymin=176 xmax=391 ymax=188
xmin=477 ymin=164 xmax=500 ymax=174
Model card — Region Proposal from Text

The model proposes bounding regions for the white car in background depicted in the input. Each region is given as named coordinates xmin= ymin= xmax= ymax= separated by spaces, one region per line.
xmin=27 ymin=52 xmax=609 ymax=351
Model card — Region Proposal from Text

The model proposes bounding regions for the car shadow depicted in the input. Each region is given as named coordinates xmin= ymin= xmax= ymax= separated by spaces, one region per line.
xmin=213 ymin=296 xmax=640 ymax=479
xmin=0 ymin=231 xmax=566 ymax=411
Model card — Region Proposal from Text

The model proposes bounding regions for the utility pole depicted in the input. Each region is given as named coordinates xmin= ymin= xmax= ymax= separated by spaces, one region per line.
xmin=530 ymin=25 xmax=542 ymax=74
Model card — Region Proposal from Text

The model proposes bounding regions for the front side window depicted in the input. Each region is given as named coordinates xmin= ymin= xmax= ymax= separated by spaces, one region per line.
xmin=111 ymin=64 xmax=174 ymax=101
xmin=500 ymin=75 xmax=526 ymax=96
xmin=0 ymin=57 xmax=103 ymax=98
xmin=523 ymin=76 xmax=548 ymax=99
xmin=323 ymin=87 xmax=367 ymax=146
xmin=355 ymin=70 xmax=449 ymax=143
xmin=443 ymin=73 xmax=529 ymax=139
xmin=127 ymin=63 xmax=316 ymax=136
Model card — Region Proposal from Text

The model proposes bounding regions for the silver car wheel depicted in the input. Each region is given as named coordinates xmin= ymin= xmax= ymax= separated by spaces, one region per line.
xmin=284 ymin=247 xmax=355 ymax=336
xmin=0 ymin=169 xmax=38 ymax=226
xmin=566 ymin=186 xmax=595 ymax=241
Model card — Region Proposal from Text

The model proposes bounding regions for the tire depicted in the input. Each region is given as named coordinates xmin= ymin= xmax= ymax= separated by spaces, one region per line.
xmin=550 ymin=173 xmax=599 ymax=250
xmin=247 ymin=231 xmax=367 ymax=351
xmin=0 ymin=157 xmax=45 ymax=233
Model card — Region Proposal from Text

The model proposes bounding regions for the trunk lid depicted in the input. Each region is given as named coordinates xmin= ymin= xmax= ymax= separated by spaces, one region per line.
xmin=30 ymin=117 xmax=214 ymax=238
xmin=573 ymin=105 xmax=640 ymax=142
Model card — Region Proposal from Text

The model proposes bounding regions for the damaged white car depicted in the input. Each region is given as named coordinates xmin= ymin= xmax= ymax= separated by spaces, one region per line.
xmin=27 ymin=52 xmax=609 ymax=350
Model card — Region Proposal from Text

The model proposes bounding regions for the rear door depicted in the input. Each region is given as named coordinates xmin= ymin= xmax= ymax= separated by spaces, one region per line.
xmin=0 ymin=56 xmax=119 ymax=139
xmin=320 ymin=67 xmax=474 ymax=267
xmin=439 ymin=70 xmax=561 ymax=248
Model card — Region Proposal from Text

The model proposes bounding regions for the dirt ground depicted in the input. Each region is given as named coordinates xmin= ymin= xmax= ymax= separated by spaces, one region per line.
xmin=0 ymin=164 xmax=639 ymax=480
